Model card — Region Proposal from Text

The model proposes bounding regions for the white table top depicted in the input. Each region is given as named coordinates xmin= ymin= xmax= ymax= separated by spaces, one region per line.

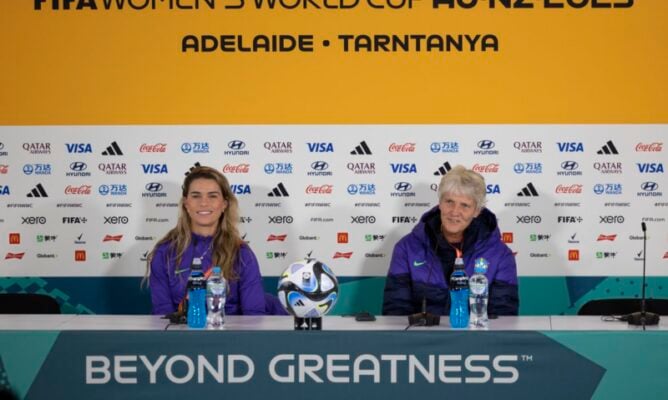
xmin=1 ymin=314 xmax=666 ymax=331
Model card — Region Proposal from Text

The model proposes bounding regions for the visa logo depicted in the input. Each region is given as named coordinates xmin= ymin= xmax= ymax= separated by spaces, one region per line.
xmin=486 ymin=184 xmax=500 ymax=194
xmin=65 ymin=143 xmax=93 ymax=153
xmin=141 ymin=164 xmax=168 ymax=174
xmin=557 ymin=142 xmax=584 ymax=152
xmin=231 ymin=184 xmax=251 ymax=195
xmin=307 ymin=143 xmax=334 ymax=153
xmin=390 ymin=163 xmax=417 ymax=173
xmin=0 ymin=186 xmax=9 ymax=195
xmin=637 ymin=163 xmax=664 ymax=173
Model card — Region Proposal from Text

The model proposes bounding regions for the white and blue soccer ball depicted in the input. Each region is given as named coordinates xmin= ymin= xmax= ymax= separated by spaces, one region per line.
xmin=277 ymin=258 xmax=339 ymax=318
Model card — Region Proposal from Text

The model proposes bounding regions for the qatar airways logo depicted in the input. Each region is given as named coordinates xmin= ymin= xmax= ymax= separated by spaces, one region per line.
xmin=472 ymin=163 xmax=499 ymax=174
xmin=223 ymin=164 xmax=250 ymax=174
xmin=388 ymin=143 xmax=416 ymax=153
xmin=264 ymin=142 xmax=293 ymax=154
xmin=65 ymin=185 xmax=92 ymax=195
xmin=305 ymin=185 xmax=333 ymax=195
xmin=139 ymin=143 xmax=167 ymax=153
xmin=635 ymin=142 xmax=662 ymax=152
xmin=555 ymin=184 xmax=583 ymax=195
xmin=513 ymin=141 xmax=542 ymax=153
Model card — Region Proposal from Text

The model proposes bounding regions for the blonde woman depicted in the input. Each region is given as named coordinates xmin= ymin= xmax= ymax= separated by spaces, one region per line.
xmin=147 ymin=166 xmax=265 ymax=315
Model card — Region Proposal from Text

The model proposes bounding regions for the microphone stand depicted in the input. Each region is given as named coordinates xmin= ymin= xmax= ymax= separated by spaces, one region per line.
xmin=627 ymin=222 xmax=660 ymax=329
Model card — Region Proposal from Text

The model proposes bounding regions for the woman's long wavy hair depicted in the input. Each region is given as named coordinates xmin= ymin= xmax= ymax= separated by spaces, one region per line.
xmin=145 ymin=166 xmax=242 ymax=284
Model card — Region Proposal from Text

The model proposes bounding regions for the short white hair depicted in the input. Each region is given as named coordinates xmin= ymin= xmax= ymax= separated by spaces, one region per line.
xmin=438 ymin=165 xmax=487 ymax=210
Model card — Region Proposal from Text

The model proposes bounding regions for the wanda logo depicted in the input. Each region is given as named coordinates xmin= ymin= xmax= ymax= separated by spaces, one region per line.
xmin=305 ymin=185 xmax=333 ymax=194
xmin=472 ymin=163 xmax=499 ymax=173
xmin=139 ymin=143 xmax=167 ymax=153
xmin=64 ymin=185 xmax=92 ymax=195
xmin=388 ymin=143 xmax=416 ymax=152
xmin=223 ymin=164 xmax=250 ymax=174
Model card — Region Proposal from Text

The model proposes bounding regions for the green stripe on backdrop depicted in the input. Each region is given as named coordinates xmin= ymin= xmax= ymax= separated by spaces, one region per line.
xmin=2 ymin=277 xmax=668 ymax=316
xmin=545 ymin=332 xmax=668 ymax=400
xmin=0 ymin=332 xmax=60 ymax=399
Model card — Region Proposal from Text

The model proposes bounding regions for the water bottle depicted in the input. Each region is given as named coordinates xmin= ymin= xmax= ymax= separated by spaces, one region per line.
xmin=449 ymin=257 xmax=470 ymax=328
xmin=187 ymin=259 xmax=207 ymax=329
xmin=469 ymin=258 xmax=489 ymax=329
xmin=206 ymin=266 xmax=226 ymax=329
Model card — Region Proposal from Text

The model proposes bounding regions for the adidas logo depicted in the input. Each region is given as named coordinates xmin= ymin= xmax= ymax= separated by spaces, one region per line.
xmin=185 ymin=162 xmax=202 ymax=176
xmin=268 ymin=183 xmax=289 ymax=197
xmin=517 ymin=182 xmax=539 ymax=197
xmin=293 ymin=299 xmax=305 ymax=306
xmin=433 ymin=162 xmax=453 ymax=176
xmin=27 ymin=183 xmax=48 ymax=198
xmin=596 ymin=140 xmax=619 ymax=155
xmin=350 ymin=141 xmax=372 ymax=155
xmin=101 ymin=141 xmax=124 ymax=156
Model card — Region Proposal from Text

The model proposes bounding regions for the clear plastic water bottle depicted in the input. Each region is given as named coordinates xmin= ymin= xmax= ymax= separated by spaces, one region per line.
xmin=206 ymin=266 xmax=226 ymax=329
xmin=187 ymin=259 xmax=207 ymax=329
xmin=449 ymin=257 xmax=470 ymax=328
xmin=469 ymin=258 xmax=489 ymax=329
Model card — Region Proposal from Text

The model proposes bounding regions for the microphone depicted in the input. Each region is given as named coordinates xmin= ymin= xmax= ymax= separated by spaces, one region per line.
xmin=627 ymin=221 xmax=660 ymax=327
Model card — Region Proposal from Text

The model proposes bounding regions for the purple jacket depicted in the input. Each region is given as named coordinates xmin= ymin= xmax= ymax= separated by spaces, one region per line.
xmin=383 ymin=206 xmax=519 ymax=316
xmin=149 ymin=234 xmax=265 ymax=315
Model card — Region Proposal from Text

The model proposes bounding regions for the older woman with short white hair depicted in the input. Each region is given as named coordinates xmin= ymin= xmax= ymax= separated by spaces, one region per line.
xmin=383 ymin=165 xmax=519 ymax=316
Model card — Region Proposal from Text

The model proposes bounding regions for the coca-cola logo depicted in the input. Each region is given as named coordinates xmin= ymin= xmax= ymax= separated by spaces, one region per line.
xmin=0 ymin=165 xmax=7 ymax=174
xmin=305 ymin=184 xmax=333 ymax=194
xmin=64 ymin=185 xmax=92 ymax=195
xmin=635 ymin=142 xmax=663 ymax=152
xmin=388 ymin=143 xmax=416 ymax=152
xmin=472 ymin=163 xmax=499 ymax=173
xmin=555 ymin=184 xmax=583 ymax=194
xmin=139 ymin=143 xmax=167 ymax=153
xmin=222 ymin=163 xmax=250 ymax=174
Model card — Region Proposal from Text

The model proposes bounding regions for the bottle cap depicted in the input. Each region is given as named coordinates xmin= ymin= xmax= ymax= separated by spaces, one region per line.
xmin=212 ymin=266 xmax=221 ymax=275
xmin=474 ymin=257 xmax=489 ymax=274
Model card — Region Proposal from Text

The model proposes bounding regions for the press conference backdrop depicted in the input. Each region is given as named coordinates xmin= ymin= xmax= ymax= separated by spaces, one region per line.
xmin=1 ymin=2 xmax=667 ymax=315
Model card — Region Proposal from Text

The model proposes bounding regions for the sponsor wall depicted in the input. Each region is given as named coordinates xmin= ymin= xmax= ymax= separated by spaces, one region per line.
xmin=1 ymin=2 xmax=667 ymax=314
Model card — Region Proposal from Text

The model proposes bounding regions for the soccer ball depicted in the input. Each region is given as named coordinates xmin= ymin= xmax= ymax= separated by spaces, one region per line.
xmin=277 ymin=258 xmax=339 ymax=318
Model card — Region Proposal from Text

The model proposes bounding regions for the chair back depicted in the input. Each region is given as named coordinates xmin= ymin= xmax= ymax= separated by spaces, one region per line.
xmin=0 ymin=293 xmax=61 ymax=314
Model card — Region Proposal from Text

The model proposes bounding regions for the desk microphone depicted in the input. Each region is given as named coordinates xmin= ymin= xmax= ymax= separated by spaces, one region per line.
xmin=627 ymin=222 xmax=660 ymax=328
xmin=408 ymin=297 xmax=440 ymax=326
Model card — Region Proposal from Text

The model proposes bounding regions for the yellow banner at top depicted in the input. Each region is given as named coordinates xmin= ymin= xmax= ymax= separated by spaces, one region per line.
xmin=1 ymin=0 xmax=666 ymax=124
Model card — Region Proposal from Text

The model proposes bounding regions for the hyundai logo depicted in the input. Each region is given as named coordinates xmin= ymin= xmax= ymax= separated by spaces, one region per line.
xmin=311 ymin=161 xmax=329 ymax=171
xmin=477 ymin=140 xmax=495 ymax=150
xmin=593 ymin=184 xmax=604 ymax=195
xmin=228 ymin=140 xmax=246 ymax=150
xmin=561 ymin=161 xmax=578 ymax=171
xmin=23 ymin=164 xmax=34 ymax=174
xmin=641 ymin=182 xmax=658 ymax=191
xmin=513 ymin=163 xmax=525 ymax=173
xmin=347 ymin=184 xmax=359 ymax=195
xmin=394 ymin=182 xmax=412 ymax=192
xmin=70 ymin=162 xmax=87 ymax=172
xmin=181 ymin=143 xmax=193 ymax=153
xmin=99 ymin=185 xmax=110 ymax=195
xmin=264 ymin=163 xmax=275 ymax=174
xmin=0 ymin=143 xmax=4 ymax=150
xmin=145 ymin=182 xmax=163 ymax=192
